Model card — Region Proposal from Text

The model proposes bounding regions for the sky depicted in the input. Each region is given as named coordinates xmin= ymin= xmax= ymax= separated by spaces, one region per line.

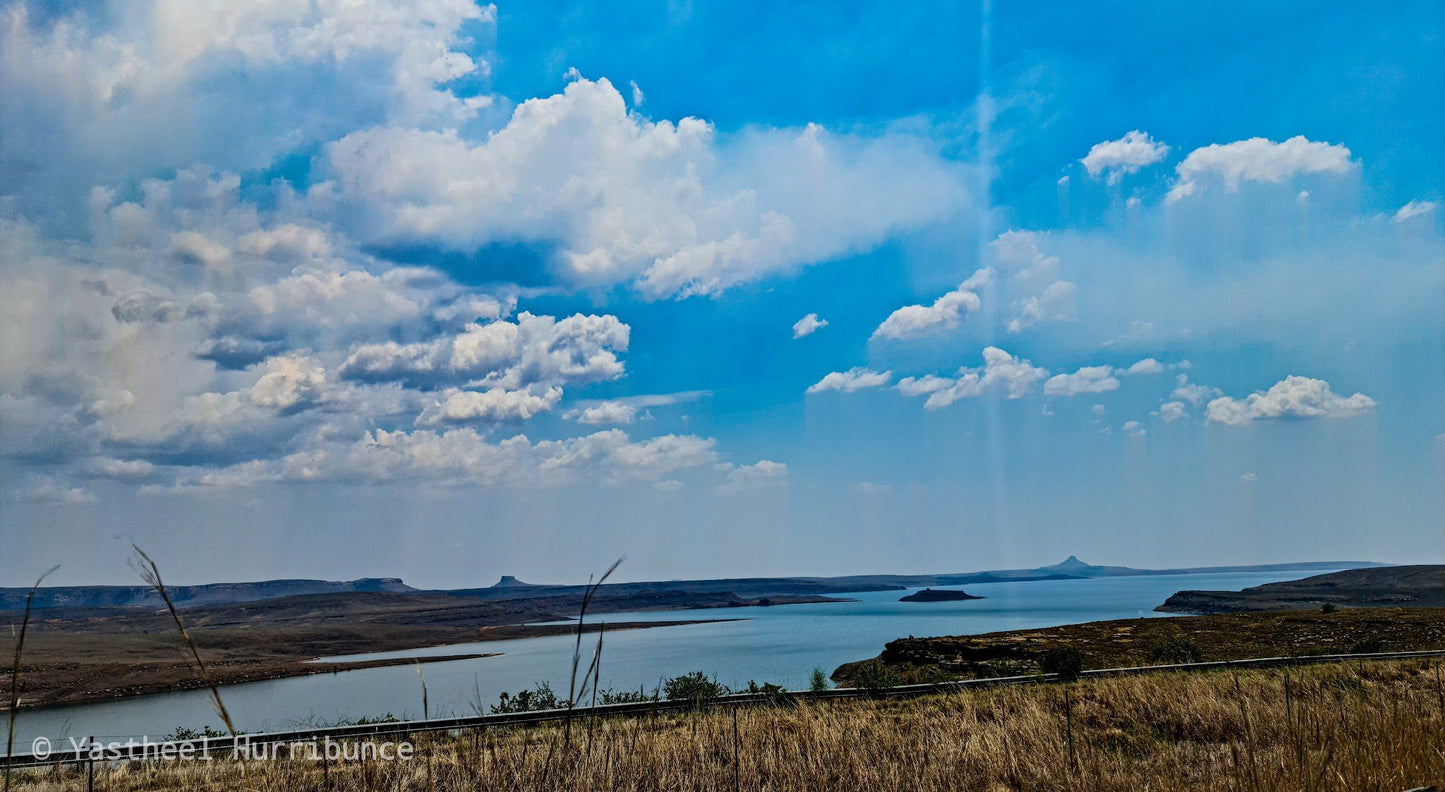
xmin=1 ymin=0 xmax=1442 ymax=587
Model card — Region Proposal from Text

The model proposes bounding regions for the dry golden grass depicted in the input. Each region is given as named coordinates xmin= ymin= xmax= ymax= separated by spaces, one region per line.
xmin=9 ymin=659 xmax=1444 ymax=792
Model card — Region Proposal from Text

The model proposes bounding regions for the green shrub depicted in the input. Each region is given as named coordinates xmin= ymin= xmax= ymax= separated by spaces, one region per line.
xmin=850 ymin=660 xmax=903 ymax=695
xmin=352 ymin=713 xmax=400 ymax=725
xmin=492 ymin=682 xmax=566 ymax=714
xmin=1038 ymin=645 xmax=1084 ymax=681
xmin=743 ymin=680 xmax=791 ymax=704
xmin=663 ymin=672 xmax=729 ymax=705
xmin=809 ymin=667 xmax=830 ymax=692
xmin=165 ymin=725 xmax=227 ymax=741
xmin=598 ymin=687 xmax=657 ymax=705
xmin=1148 ymin=637 xmax=1204 ymax=664
xmin=1320 ymin=602 xmax=1338 ymax=614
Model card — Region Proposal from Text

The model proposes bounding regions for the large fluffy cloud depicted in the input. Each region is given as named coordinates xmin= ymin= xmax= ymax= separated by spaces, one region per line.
xmin=249 ymin=355 xmax=329 ymax=412
xmin=340 ymin=312 xmax=629 ymax=389
xmin=1167 ymin=136 xmax=1353 ymax=203
xmin=1206 ymin=376 xmax=1376 ymax=425
xmin=321 ymin=76 xmax=972 ymax=297
xmin=414 ymin=386 xmax=563 ymax=427
xmin=1 ymin=0 xmax=496 ymax=224
xmin=1 ymin=185 xmax=671 ymax=493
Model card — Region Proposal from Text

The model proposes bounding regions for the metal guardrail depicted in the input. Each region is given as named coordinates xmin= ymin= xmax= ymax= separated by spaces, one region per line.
xmin=3 ymin=648 xmax=1442 ymax=769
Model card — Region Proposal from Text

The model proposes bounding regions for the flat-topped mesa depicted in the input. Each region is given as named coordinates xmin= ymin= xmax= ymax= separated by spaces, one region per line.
xmin=490 ymin=575 xmax=534 ymax=588
xmin=899 ymin=588 xmax=984 ymax=603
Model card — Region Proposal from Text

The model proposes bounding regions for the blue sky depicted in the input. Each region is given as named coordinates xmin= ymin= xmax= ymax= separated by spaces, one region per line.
xmin=1 ymin=0 xmax=1441 ymax=586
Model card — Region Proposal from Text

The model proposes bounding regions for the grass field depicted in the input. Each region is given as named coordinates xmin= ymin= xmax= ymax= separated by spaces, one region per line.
xmin=6 ymin=658 xmax=1442 ymax=791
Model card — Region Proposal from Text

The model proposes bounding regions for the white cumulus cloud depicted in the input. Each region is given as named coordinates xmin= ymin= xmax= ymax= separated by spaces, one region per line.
xmin=567 ymin=401 xmax=638 ymax=425
xmin=1124 ymin=358 xmax=1164 ymax=376
xmin=323 ymin=77 xmax=970 ymax=297
xmin=873 ymin=268 xmax=993 ymax=340
xmin=716 ymin=459 xmax=788 ymax=494
xmin=415 ymin=386 xmax=562 ymax=427
xmin=1167 ymin=136 xmax=1353 ymax=203
xmin=1008 ymin=280 xmax=1076 ymax=333
xmin=1159 ymin=401 xmax=1187 ymax=423
xmin=1206 ymin=375 xmax=1376 ymax=425
xmin=1081 ymin=130 xmax=1169 ymax=184
xmin=1171 ymin=375 xmax=1223 ymax=407
xmin=898 ymin=347 xmax=1047 ymax=410
xmin=1044 ymin=365 xmax=1120 ymax=397
xmin=808 ymin=368 xmax=892 ymax=394
xmin=340 ymin=312 xmax=629 ymax=389
xmin=792 ymin=313 xmax=828 ymax=338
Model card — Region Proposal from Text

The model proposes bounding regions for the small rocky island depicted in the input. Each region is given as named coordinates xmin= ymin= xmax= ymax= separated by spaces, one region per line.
xmin=900 ymin=588 xmax=984 ymax=603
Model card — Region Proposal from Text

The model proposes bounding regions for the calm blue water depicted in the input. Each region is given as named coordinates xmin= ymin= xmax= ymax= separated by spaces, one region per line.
xmin=8 ymin=570 xmax=1332 ymax=746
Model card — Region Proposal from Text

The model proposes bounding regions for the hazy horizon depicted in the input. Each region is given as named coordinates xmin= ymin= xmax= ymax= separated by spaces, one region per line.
xmin=3 ymin=0 xmax=1442 ymax=589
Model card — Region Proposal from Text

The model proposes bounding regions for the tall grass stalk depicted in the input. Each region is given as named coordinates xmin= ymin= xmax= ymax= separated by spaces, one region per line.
xmin=130 ymin=546 xmax=238 ymax=740
xmin=4 ymin=565 xmax=57 ymax=792
xmin=564 ymin=557 xmax=621 ymax=749
xmin=415 ymin=662 xmax=432 ymax=792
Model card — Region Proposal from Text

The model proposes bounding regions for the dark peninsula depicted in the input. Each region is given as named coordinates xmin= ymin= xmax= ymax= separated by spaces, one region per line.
xmin=1156 ymin=565 xmax=1443 ymax=614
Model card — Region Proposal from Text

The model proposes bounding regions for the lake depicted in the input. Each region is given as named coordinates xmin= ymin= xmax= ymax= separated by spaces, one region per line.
xmin=8 ymin=570 xmax=1330 ymax=746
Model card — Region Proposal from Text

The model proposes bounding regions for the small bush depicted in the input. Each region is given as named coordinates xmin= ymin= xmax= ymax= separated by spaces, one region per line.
xmin=850 ymin=660 xmax=903 ymax=695
xmin=809 ymin=667 xmax=830 ymax=692
xmin=1148 ymin=637 xmax=1204 ymax=664
xmin=598 ymin=687 xmax=657 ymax=705
xmin=317 ymin=713 xmax=399 ymax=727
xmin=1038 ymin=645 xmax=1084 ymax=682
xmin=493 ymin=682 xmax=566 ymax=714
xmin=744 ymin=680 xmax=791 ymax=704
xmin=1320 ymin=602 xmax=1338 ymax=614
xmin=663 ymin=672 xmax=729 ymax=705
xmin=166 ymin=725 xmax=227 ymax=741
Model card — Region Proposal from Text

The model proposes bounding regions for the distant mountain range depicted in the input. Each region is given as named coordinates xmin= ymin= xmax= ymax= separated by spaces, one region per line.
xmin=1 ymin=557 xmax=1386 ymax=611
xmin=0 ymin=577 xmax=414 ymax=611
